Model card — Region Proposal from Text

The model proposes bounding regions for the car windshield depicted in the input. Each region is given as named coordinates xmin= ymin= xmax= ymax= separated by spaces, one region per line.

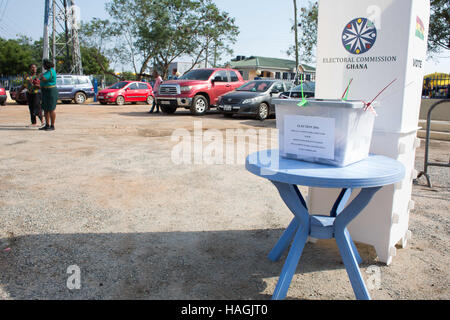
xmin=237 ymin=81 xmax=272 ymax=92
xmin=292 ymin=82 xmax=315 ymax=92
xmin=109 ymin=82 xmax=128 ymax=89
xmin=179 ymin=69 xmax=214 ymax=81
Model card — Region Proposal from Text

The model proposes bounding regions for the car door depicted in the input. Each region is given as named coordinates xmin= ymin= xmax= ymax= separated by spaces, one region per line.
xmin=211 ymin=70 xmax=230 ymax=105
xmin=56 ymin=76 xmax=63 ymax=98
xmin=124 ymin=82 xmax=139 ymax=102
xmin=269 ymin=82 xmax=285 ymax=112
xmin=229 ymin=70 xmax=242 ymax=90
xmin=58 ymin=76 xmax=74 ymax=99
xmin=137 ymin=83 xmax=150 ymax=101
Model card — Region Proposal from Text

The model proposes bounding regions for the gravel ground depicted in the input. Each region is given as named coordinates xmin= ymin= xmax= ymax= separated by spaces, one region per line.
xmin=0 ymin=102 xmax=448 ymax=300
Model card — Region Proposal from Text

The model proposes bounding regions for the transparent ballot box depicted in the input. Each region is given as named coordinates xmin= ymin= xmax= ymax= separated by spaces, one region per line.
xmin=274 ymin=99 xmax=376 ymax=167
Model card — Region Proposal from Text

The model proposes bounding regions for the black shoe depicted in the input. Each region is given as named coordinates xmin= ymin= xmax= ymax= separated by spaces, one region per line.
xmin=47 ymin=126 xmax=55 ymax=131
xmin=39 ymin=125 xmax=50 ymax=131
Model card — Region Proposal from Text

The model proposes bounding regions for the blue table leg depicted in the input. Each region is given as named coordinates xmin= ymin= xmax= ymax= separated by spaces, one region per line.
xmin=272 ymin=223 xmax=309 ymax=300
xmin=268 ymin=217 xmax=299 ymax=262
xmin=335 ymin=229 xmax=370 ymax=299
xmin=345 ymin=228 xmax=362 ymax=265
xmin=334 ymin=187 xmax=382 ymax=300
xmin=270 ymin=181 xmax=310 ymax=300
xmin=330 ymin=188 xmax=362 ymax=265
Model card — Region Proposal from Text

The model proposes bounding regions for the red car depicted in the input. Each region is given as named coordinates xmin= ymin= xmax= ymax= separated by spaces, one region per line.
xmin=0 ymin=86 xmax=7 ymax=106
xmin=157 ymin=68 xmax=245 ymax=115
xmin=97 ymin=81 xmax=155 ymax=106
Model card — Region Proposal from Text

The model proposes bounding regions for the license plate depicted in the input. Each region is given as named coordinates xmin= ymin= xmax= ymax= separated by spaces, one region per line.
xmin=223 ymin=105 xmax=232 ymax=111
xmin=161 ymin=100 xmax=170 ymax=105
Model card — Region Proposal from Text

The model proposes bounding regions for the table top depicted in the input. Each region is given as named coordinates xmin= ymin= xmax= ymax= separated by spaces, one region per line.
xmin=246 ymin=149 xmax=405 ymax=188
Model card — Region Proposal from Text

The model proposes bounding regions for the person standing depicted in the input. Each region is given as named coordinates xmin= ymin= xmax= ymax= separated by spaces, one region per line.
xmin=39 ymin=59 xmax=58 ymax=131
xmin=149 ymin=70 xmax=162 ymax=113
xmin=16 ymin=64 xmax=43 ymax=127
xmin=169 ymin=68 xmax=179 ymax=80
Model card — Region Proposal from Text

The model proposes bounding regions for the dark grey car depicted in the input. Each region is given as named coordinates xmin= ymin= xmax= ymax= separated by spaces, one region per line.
xmin=56 ymin=74 xmax=95 ymax=104
xmin=10 ymin=74 xmax=95 ymax=105
xmin=279 ymin=82 xmax=316 ymax=99
xmin=217 ymin=80 xmax=293 ymax=120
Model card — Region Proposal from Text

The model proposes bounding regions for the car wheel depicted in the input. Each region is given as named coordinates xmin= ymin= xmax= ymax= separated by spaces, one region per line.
xmin=190 ymin=95 xmax=209 ymax=116
xmin=146 ymin=95 xmax=155 ymax=106
xmin=160 ymin=105 xmax=177 ymax=114
xmin=115 ymin=96 xmax=125 ymax=106
xmin=74 ymin=92 xmax=86 ymax=104
xmin=256 ymin=102 xmax=269 ymax=121
xmin=62 ymin=100 xmax=72 ymax=104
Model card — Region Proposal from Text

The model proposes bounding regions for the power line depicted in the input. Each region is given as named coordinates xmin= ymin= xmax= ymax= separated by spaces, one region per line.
xmin=0 ymin=0 xmax=10 ymax=24
xmin=0 ymin=23 xmax=15 ymax=39
xmin=43 ymin=0 xmax=83 ymax=74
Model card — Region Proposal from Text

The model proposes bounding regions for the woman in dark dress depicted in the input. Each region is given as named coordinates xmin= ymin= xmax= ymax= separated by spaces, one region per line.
xmin=16 ymin=64 xmax=43 ymax=127
xmin=39 ymin=59 xmax=58 ymax=131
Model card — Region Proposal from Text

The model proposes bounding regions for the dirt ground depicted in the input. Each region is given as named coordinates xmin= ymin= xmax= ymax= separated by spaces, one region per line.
xmin=0 ymin=101 xmax=448 ymax=300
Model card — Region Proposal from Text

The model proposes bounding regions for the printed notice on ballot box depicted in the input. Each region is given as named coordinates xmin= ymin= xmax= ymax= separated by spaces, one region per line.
xmin=284 ymin=115 xmax=335 ymax=160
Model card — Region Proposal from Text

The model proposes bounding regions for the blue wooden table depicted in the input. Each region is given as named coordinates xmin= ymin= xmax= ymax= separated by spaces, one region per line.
xmin=245 ymin=149 xmax=405 ymax=300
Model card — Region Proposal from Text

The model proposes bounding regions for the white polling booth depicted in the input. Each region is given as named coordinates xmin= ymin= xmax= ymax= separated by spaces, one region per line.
xmin=308 ymin=0 xmax=430 ymax=264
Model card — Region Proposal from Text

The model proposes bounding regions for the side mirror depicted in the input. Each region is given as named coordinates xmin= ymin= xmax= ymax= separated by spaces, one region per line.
xmin=271 ymin=89 xmax=280 ymax=94
xmin=212 ymin=76 xmax=222 ymax=83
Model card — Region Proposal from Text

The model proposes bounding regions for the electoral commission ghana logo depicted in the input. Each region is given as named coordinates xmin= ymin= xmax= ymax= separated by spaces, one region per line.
xmin=342 ymin=17 xmax=377 ymax=55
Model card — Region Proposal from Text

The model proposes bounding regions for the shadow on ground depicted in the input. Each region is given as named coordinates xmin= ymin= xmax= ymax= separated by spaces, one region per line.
xmin=0 ymin=125 xmax=37 ymax=131
xmin=0 ymin=229 xmax=375 ymax=299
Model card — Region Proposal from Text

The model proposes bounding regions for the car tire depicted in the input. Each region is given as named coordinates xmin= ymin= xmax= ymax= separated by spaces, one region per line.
xmin=256 ymin=102 xmax=269 ymax=121
xmin=115 ymin=96 xmax=125 ymax=106
xmin=74 ymin=92 xmax=86 ymax=104
xmin=190 ymin=95 xmax=209 ymax=116
xmin=160 ymin=105 xmax=177 ymax=114
xmin=62 ymin=100 xmax=72 ymax=104
xmin=146 ymin=95 xmax=155 ymax=106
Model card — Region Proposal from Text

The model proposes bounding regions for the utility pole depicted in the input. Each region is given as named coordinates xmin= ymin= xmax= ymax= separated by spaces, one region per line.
xmin=70 ymin=0 xmax=83 ymax=75
xmin=42 ymin=0 xmax=83 ymax=74
xmin=63 ymin=0 xmax=71 ymax=72
xmin=52 ymin=0 xmax=56 ymax=67
xmin=43 ymin=0 xmax=50 ymax=64
xmin=293 ymin=0 xmax=299 ymax=84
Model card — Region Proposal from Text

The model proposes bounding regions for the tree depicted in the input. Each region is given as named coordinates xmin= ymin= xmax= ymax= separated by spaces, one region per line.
xmin=82 ymin=0 xmax=239 ymax=79
xmin=0 ymin=38 xmax=34 ymax=75
xmin=287 ymin=1 xmax=318 ymax=64
xmin=0 ymin=34 xmax=111 ymax=76
xmin=80 ymin=46 xmax=112 ymax=75
xmin=428 ymin=0 xmax=450 ymax=54
xmin=79 ymin=18 xmax=122 ymax=78
xmin=288 ymin=1 xmax=448 ymax=61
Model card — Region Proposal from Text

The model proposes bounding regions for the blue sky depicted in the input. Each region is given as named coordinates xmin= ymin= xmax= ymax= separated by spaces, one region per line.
xmin=0 ymin=0 xmax=448 ymax=74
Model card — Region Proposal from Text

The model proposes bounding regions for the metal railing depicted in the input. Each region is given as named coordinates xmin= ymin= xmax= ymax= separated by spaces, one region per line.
xmin=0 ymin=75 xmax=23 ymax=90
xmin=415 ymin=99 xmax=450 ymax=187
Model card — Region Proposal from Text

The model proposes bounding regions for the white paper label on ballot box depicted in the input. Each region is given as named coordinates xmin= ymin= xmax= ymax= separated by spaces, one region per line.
xmin=283 ymin=115 xmax=335 ymax=160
